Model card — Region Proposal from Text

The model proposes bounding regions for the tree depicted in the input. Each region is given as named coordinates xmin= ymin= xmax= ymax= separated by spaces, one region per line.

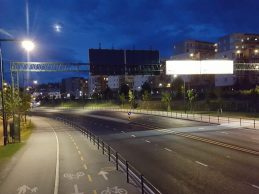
xmin=171 ymin=77 xmax=184 ymax=99
xmin=18 ymin=91 xmax=32 ymax=122
xmin=187 ymin=89 xmax=198 ymax=112
xmin=141 ymin=82 xmax=151 ymax=95
xmin=128 ymin=90 xmax=136 ymax=108
xmin=119 ymin=93 xmax=126 ymax=107
xmin=142 ymin=90 xmax=151 ymax=109
xmin=119 ymin=84 xmax=129 ymax=96
xmin=161 ymin=92 xmax=172 ymax=111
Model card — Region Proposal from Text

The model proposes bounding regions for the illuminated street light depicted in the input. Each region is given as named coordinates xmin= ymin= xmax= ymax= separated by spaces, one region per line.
xmin=21 ymin=40 xmax=35 ymax=52
xmin=0 ymin=38 xmax=36 ymax=145
xmin=33 ymin=80 xmax=38 ymax=84
xmin=254 ymin=49 xmax=259 ymax=54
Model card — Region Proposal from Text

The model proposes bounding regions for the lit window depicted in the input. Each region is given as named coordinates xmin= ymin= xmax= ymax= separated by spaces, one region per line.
xmin=235 ymin=46 xmax=239 ymax=49
xmin=236 ymin=50 xmax=241 ymax=54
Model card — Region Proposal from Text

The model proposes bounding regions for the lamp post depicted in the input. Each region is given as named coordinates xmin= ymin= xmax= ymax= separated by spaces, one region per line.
xmin=0 ymin=39 xmax=35 ymax=145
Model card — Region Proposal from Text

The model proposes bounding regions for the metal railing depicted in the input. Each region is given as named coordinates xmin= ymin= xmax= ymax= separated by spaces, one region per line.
xmin=81 ymin=106 xmax=259 ymax=130
xmin=56 ymin=117 xmax=161 ymax=194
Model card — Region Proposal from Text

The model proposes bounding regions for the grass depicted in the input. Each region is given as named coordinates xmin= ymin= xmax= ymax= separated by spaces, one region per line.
xmin=0 ymin=120 xmax=34 ymax=160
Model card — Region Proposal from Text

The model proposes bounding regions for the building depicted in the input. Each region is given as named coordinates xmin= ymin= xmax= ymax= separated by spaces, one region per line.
xmin=172 ymin=40 xmax=216 ymax=60
xmin=61 ymin=77 xmax=88 ymax=99
xmin=215 ymin=33 xmax=259 ymax=87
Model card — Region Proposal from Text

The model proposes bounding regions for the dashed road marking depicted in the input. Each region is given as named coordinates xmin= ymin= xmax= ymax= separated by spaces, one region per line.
xmin=198 ymin=128 xmax=204 ymax=130
xmin=131 ymin=134 xmax=136 ymax=138
xmin=83 ymin=164 xmax=88 ymax=170
xmin=220 ymin=132 xmax=229 ymax=134
xmin=76 ymin=146 xmax=79 ymax=150
xmin=80 ymin=156 xmax=84 ymax=161
xmin=195 ymin=161 xmax=208 ymax=167
xmin=226 ymin=155 xmax=231 ymax=159
xmin=78 ymin=151 xmax=81 ymax=155
xmin=251 ymin=184 xmax=259 ymax=190
xmin=164 ymin=148 xmax=172 ymax=152
xmin=88 ymin=174 xmax=93 ymax=182
xmin=121 ymin=131 xmax=125 ymax=133
xmin=145 ymin=140 xmax=151 ymax=143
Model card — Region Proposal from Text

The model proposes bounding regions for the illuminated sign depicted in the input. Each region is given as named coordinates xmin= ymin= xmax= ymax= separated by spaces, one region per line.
xmin=166 ymin=60 xmax=233 ymax=75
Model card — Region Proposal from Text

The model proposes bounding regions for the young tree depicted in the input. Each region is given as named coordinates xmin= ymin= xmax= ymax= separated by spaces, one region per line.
xmin=128 ymin=90 xmax=136 ymax=108
xmin=161 ymin=92 xmax=172 ymax=111
xmin=187 ymin=89 xmax=198 ymax=112
xmin=142 ymin=90 xmax=151 ymax=109
xmin=119 ymin=93 xmax=126 ymax=107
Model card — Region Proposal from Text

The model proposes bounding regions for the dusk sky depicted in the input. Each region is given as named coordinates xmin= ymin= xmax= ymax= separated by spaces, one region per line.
xmin=1 ymin=0 xmax=259 ymax=82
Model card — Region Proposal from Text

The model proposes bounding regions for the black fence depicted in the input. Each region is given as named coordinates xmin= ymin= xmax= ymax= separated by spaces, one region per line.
xmin=56 ymin=117 xmax=161 ymax=194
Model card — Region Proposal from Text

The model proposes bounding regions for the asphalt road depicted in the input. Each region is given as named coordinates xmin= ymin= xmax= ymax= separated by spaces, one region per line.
xmin=0 ymin=116 xmax=140 ymax=194
xmin=32 ymin=108 xmax=259 ymax=194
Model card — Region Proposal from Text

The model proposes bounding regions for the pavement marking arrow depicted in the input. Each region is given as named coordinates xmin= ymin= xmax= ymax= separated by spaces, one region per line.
xmin=98 ymin=170 xmax=109 ymax=181
xmin=72 ymin=184 xmax=84 ymax=194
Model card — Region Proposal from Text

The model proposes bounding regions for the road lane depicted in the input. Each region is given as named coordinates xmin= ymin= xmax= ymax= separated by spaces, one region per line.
xmin=32 ymin=109 xmax=259 ymax=194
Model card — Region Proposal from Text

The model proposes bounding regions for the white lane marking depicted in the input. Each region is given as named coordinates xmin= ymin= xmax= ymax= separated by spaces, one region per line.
xmin=251 ymin=184 xmax=259 ymax=190
xmin=195 ymin=161 xmax=208 ymax=167
xmin=145 ymin=140 xmax=151 ymax=143
xmin=226 ymin=155 xmax=231 ymax=159
xmin=220 ymin=132 xmax=229 ymax=134
xmin=80 ymin=156 xmax=84 ymax=161
xmin=72 ymin=184 xmax=84 ymax=194
xmin=198 ymin=128 xmax=204 ymax=130
xmin=52 ymin=128 xmax=60 ymax=194
xmin=164 ymin=148 xmax=172 ymax=152
xmin=83 ymin=164 xmax=88 ymax=170
xmin=121 ymin=131 xmax=125 ymax=133
xmin=158 ymin=129 xmax=176 ymax=134
xmin=131 ymin=134 xmax=136 ymax=138
xmin=78 ymin=151 xmax=81 ymax=155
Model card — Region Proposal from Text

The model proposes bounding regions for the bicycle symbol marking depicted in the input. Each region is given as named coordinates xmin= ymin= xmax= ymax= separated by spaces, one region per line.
xmin=64 ymin=171 xmax=85 ymax=180
xmin=101 ymin=186 xmax=127 ymax=194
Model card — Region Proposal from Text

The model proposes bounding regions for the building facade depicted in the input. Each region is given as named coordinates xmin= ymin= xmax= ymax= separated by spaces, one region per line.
xmin=61 ymin=77 xmax=88 ymax=99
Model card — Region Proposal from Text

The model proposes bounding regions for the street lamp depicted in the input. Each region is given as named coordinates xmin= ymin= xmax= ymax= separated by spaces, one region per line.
xmin=0 ymin=39 xmax=35 ymax=145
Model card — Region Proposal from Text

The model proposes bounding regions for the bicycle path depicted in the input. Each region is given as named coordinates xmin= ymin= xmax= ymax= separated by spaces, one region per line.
xmin=0 ymin=116 xmax=140 ymax=194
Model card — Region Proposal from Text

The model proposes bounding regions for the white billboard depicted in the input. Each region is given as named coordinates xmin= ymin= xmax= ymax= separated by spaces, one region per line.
xmin=166 ymin=60 xmax=233 ymax=75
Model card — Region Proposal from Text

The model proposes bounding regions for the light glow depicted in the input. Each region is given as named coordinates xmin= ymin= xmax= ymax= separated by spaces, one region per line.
xmin=166 ymin=60 xmax=233 ymax=75
xmin=21 ymin=40 xmax=35 ymax=52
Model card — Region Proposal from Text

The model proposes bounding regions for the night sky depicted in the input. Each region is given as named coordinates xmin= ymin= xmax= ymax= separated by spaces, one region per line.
xmin=1 ymin=0 xmax=259 ymax=83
